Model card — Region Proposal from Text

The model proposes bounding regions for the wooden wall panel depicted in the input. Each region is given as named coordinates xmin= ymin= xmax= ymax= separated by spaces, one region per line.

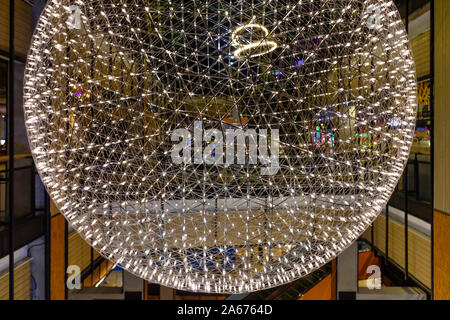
xmin=408 ymin=229 xmax=431 ymax=288
xmin=331 ymin=259 xmax=337 ymax=300
xmin=68 ymin=230 xmax=108 ymax=287
xmin=0 ymin=0 xmax=33 ymax=58
xmin=50 ymin=199 xmax=60 ymax=216
xmin=144 ymin=280 xmax=148 ymax=300
xmin=362 ymin=213 xmax=431 ymax=289
xmin=435 ymin=0 xmax=450 ymax=214
xmin=434 ymin=0 xmax=450 ymax=301
xmin=361 ymin=226 xmax=372 ymax=243
xmin=14 ymin=0 xmax=32 ymax=58
xmin=93 ymin=250 xmax=100 ymax=261
xmin=50 ymin=214 xmax=66 ymax=300
xmin=0 ymin=258 xmax=32 ymax=300
xmin=434 ymin=211 xmax=450 ymax=300
xmin=299 ymin=275 xmax=332 ymax=300
xmin=358 ymin=252 xmax=381 ymax=280
xmin=388 ymin=218 xmax=405 ymax=268
xmin=410 ymin=30 xmax=431 ymax=79
xmin=68 ymin=231 xmax=91 ymax=272
xmin=373 ymin=214 xmax=386 ymax=253
xmin=0 ymin=1 xmax=9 ymax=54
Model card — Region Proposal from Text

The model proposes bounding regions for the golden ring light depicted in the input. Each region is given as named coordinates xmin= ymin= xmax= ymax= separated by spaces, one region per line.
xmin=231 ymin=23 xmax=278 ymax=59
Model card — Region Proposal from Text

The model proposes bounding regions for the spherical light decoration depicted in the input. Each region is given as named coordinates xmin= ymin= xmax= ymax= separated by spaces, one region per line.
xmin=24 ymin=0 xmax=417 ymax=293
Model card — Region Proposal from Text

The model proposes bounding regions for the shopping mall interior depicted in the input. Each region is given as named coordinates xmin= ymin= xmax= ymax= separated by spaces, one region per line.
xmin=0 ymin=0 xmax=449 ymax=302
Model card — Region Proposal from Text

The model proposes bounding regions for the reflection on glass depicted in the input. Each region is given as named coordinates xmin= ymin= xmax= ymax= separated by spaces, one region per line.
xmin=391 ymin=0 xmax=432 ymax=213
xmin=0 ymin=61 xmax=7 ymax=156
xmin=412 ymin=79 xmax=432 ymax=156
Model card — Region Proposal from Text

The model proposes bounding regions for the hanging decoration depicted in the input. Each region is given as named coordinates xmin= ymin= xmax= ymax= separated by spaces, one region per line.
xmin=24 ymin=0 xmax=416 ymax=293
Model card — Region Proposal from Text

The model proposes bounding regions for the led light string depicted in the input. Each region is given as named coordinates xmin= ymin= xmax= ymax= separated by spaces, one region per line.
xmin=24 ymin=0 xmax=416 ymax=293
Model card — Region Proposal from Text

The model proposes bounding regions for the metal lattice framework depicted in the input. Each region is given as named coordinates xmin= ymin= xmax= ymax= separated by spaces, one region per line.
xmin=24 ymin=0 xmax=416 ymax=293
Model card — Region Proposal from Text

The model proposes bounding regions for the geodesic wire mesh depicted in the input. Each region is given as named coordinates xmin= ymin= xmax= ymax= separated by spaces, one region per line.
xmin=24 ymin=0 xmax=416 ymax=293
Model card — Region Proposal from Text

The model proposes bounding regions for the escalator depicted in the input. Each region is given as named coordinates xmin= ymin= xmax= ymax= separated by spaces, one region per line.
xmin=227 ymin=262 xmax=332 ymax=300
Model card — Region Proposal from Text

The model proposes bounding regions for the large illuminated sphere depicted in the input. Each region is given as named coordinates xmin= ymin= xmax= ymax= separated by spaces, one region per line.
xmin=24 ymin=0 xmax=416 ymax=293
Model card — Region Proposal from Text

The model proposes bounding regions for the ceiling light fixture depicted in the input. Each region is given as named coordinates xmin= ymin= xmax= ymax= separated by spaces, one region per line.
xmin=24 ymin=0 xmax=416 ymax=294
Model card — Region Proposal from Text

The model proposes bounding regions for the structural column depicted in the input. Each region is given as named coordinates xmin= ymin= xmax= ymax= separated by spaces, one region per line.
xmin=7 ymin=0 xmax=15 ymax=301
xmin=49 ymin=211 xmax=67 ymax=300
xmin=433 ymin=0 xmax=450 ymax=300
xmin=160 ymin=286 xmax=174 ymax=300
xmin=336 ymin=242 xmax=358 ymax=300
xmin=123 ymin=271 xmax=145 ymax=300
